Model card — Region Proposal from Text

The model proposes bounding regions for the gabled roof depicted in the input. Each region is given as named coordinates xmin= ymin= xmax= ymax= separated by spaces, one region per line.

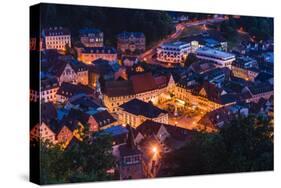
xmin=104 ymin=80 xmax=134 ymax=97
xmin=43 ymin=27 xmax=70 ymax=36
xmin=92 ymin=110 xmax=117 ymax=128
xmin=79 ymin=28 xmax=102 ymax=36
xmin=81 ymin=47 xmax=116 ymax=54
xmin=130 ymin=72 xmax=158 ymax=94
xmin=103 ymin=125 xmax=129 ymax=137
xmin=136 ymin=120 xmax=194 ymax=141
xmin=117 ymin=32 xmax=145 ymax=40
xmin=120 ymin=99 xmax=167 ymax=118
xmin=248 ymin=83 xmax=273 ymax=95
xmin=48 ymin=60 xmax=87 ymax=77
xmin=57 ymin=82 xmax=93 ymax=97
xmin=41 ymin=102 xmax=57 ymax=123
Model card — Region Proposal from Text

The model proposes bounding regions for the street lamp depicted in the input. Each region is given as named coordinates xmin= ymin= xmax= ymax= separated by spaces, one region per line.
xmin=152 ymin=146 xmax=158 ymax=155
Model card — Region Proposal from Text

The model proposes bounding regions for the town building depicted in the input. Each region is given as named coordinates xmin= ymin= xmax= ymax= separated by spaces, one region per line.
xmin=30 ymin=103 xmax=58 ymax=144
xmin=42 ymin=27 xmax=71 ymax=51
xmin=79 ymin=28 xmax=103 ymax=47
xmin=242 ymin=83 xmax=273 ymax=103
xmin=117 ymin=32 xmax=145 ymax=54
xmin=115 ymin=127 xmax=146 ymax=179
xmin=56 ymin=82 xmax=94 ymax=104
xmin=195 ymin=47 xmax=235 ymax=69
xmin=78 ymin=47 xmax=117 ymax=64
xmin=231 ymin=56 xmax=259 ymax=81
xmin=103 ymin=72 xmax=175 ymax=112
xmin=157 ymin=41 xmax=191 ymax=64
xmin=40 ymin=77 xmax=59 ymax=103
xmin=118 ymin=98 xmax=168 ymax=128
xmin=92 ymin=110 xmax=117 ymax=130
xmin=135 ymin=120 xmax=194 ymax=152
xmin=48 ymin=60 xmax=88 ymax=86
xmin=30 ymin=122 xmax=57 ymax=144
xmin=102 ymin=125 xmax=129 ymax=145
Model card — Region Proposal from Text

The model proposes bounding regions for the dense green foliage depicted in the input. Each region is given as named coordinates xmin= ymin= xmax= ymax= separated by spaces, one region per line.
xmin=36 ymin=133 xmax=116 ymax=184
xmin=160 ymin=115 xmax=273 ymax=176
xmin=220 ymin=16 xmax=273 ymax=41
xmin=41 ymin=4 xmax=174 ymax=47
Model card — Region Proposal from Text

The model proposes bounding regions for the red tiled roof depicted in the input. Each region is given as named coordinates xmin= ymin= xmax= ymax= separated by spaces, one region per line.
xmin=130 ymin=72 xmax=158 ymax=94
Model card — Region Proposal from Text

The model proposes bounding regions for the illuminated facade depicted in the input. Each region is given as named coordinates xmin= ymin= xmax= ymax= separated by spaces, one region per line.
xmin=79 ymin=47 xmax=117 ymax=64
xmin=42 ymin=27 xmax=71 ymax=51
xmin=30 ymin=122 xmax=56 ymax=144
xmin=118 ymin=99 xmax=169 ymax=128
xmin=79 ymin=28 xmax=103 ymax=47
xmin=103 ymin=73 xmax=176 ymax=113
xmin=117 ymin=32 xmax=145 ymax=54
xmin=195 ymin=47 xmax=235 ymax=69
xmin=157 ymin=41 xmax=191 ymax=64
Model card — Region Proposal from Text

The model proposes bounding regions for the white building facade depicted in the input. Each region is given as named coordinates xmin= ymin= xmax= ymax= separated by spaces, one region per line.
xmin=157 ymin=41 xmax=191 ymax=64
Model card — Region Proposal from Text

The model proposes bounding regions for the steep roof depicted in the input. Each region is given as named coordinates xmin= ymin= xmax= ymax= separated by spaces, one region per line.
xmin=137 ymin=120 xmax=194 ymax=141
xmin=120 ymin=99 xmax=167 ymax=118
xmin=92 ymin=110 xmax=117 ymax=128
xmin=129 ymin=72 xmax=158 ymax=94
xmin=57 ymin=82 xmax=93 ymax=97
xmin=104 ymin=80 xmax=134 ymax=97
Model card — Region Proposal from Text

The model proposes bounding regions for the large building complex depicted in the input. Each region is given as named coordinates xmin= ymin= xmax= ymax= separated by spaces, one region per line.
xmin=42 ymin=27 xmax=71 ymax=51
xmin=103 ymin=72 xmax=176 ymax=113
xmin=117 ymin=32 xmax=146 ymax=54
xmin=79 ymin=28 xmax=104 ymax=47
xmin=78 ymin=47 xmax=117 ymax=64
xmin=195 ymin=47 xmax=235 ymax=69
xmin=157 ymin=41 xmax=191 ymax=64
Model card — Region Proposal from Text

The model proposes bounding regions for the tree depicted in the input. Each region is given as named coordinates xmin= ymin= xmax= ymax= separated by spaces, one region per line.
xmin=37 ymin=131 xmax=116 ymax=184
xmin=160 ymin=115 xmax=273 ymax=177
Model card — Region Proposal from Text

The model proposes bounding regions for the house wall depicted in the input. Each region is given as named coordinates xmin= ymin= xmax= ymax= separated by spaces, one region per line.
xmin=30 ymin=122 xmax=56 ymax=144
xmin=45 ymin=35 xmax=71 ymax=50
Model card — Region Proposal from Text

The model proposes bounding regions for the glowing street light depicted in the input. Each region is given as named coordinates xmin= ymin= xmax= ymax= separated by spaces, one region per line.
xmin=152 ymin=146 xmax=158 ymax=155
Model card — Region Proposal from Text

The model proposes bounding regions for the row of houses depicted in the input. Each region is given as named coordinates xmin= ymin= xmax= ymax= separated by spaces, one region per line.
xmin=41 ymin=27 xmax=145 ymax=65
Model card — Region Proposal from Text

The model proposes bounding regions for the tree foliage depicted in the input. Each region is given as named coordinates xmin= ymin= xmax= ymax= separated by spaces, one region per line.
xmin=160 ymin=115 xmax=273 ymax=177
xmin=36 ymin=133 xmax=116 ymax=184
xmin=40 ymin=4 xmax=174 ymax=47
xmin=220 ymin=16 xmax=273 ymax=41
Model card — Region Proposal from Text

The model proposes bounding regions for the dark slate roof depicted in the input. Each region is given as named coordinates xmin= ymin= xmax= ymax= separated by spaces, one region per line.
xmin=57 ymin=82 xmax=93 ymax=97
xmin=43 ymin=27 xmax=70 ymax=36
xmin=81 ymin=47 xmax=116 ymax=54
xmin=70 ymin=95 xmax=102 ymax=110
xmin=198 ymin=106 xmax=230 ymax=128
xmin=191 ymin=61 xmax=216 ymax=75
xmin=60 ymin=118 xmax=81 ymax=132
xmin=119 ymin=99 xmax=167 ymax=118
xmin=89 ymin=59 xmax=115 ymax=74
xmin=79 ymin=28 xmax=102 ymax=36
xmin=41 ymin=77 xmax=59 ymax=90
xmin=66 ymin=109 xmax=91 ymax=125
xmin=137 ymin=120 xmax=194 ymax=141
xmin=92 ymin=110 xmax=117 ymax=128
xmin=218 ymin=94 xmax=239 ymax=105
xmin=103 ymin=125 xmax=129 ymax=137
xmin=248 ymin=83 xmax=273 ymax=95
xmin=118 ymin=143 xmax=142 ymax=157
xmin=255 ymin=72 xmax=273 ymax=82
xmin=48 ymin=60 xmax=87 ymax=77
xmin=41 ymin=102 xmax=57 ymax=123
xmin=117 ymin=32 xmax=145 ymax=39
